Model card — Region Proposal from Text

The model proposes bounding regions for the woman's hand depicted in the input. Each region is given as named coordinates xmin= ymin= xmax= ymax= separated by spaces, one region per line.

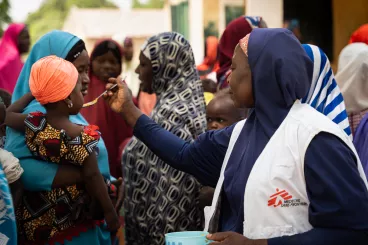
xmin=104 ymin=76 xmax=143 ymax=128
xmin=111 ymin=177 xmax=124 ymax=212
xmin=207 ymin=232 xmax=267 ymax=245
xmin=105 ymin=76 xmax=133 ymax=114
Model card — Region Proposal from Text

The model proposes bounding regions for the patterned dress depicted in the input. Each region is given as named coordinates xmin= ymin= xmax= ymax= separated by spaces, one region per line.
xmin=122 ymin=32 xmax=207 ymax=245
xmin=16 ymin=112 xmax=104 ymax=245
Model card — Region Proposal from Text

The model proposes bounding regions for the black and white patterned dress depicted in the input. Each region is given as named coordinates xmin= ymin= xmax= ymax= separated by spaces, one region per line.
xmin=122 ymin=32 xmax=207 ymax=245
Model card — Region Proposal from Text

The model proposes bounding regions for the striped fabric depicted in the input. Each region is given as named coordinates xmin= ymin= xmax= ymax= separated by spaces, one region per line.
xmin=302 ymin=44 xmax=352 ymax=137
xmin=245 ymin=16 xmax=262 ymax=29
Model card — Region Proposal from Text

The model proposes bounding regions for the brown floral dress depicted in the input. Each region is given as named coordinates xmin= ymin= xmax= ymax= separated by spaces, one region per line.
xmin=16 ymin=112 xmax=109 ymax=245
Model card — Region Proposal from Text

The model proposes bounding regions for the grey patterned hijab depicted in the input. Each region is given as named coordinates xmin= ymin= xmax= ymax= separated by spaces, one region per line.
xmin=142 ymin=32 xmax=207 ymax=139
xmin=122 ymin=32 xmax=206 ymax=244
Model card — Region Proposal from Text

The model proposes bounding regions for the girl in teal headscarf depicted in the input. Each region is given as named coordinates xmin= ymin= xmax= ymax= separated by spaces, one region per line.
xmin=5 ymin=31 xmax=116 ymax=245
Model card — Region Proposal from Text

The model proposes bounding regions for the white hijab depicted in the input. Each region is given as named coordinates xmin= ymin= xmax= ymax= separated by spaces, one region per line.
xmin=335 ymin=43 xmax=368 ymax=114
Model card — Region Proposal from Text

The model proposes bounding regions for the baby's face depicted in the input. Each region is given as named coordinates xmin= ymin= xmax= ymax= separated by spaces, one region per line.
xmin=206 ymin=98 xmax=240 ymax=131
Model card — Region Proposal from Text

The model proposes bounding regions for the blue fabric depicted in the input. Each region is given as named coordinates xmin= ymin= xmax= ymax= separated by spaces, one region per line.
xmin=0 ymin=165 xmax=17 ymax=245
xmin=221 ymin=28 xmax=313 ymax=233
xmin=301 ymin=44 xmax=351 ymax=136
xmin=4 ymin=30 xmax=111 ymax=245
xmin=244 ymin=16 xmax=261 ymax=28
xmin=133 ymin=114 xmax=368 ymax=243
xmin=353 ymin=113 xmax=368 ymax=178
xmin=133 ymin=115 xmax=232 ymax=187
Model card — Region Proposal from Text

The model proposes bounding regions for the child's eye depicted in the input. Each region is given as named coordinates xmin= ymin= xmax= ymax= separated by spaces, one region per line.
xmin=207 ymin=118 xmax=212 ymax=123
xmin=217 ymin=118 xmax=226 ymax=123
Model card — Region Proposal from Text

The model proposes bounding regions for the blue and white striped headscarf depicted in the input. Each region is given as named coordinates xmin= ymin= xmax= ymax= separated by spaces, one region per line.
xmin=301 ymin=44 xmax=351 ymax=136
xmin=245 ymin=16 xmax=262 ymax=29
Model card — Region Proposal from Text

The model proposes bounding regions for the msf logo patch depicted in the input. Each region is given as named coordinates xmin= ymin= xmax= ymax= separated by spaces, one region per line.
xmin=268 ymin=188 xmax=307 ymax=208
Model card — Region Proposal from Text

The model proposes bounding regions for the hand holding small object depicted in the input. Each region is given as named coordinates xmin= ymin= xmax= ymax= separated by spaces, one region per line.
xmin=83 ymin=76 xmax=126 ymax=108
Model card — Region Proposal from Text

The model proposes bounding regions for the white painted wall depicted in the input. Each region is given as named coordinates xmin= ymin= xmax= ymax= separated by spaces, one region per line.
xmin=219 ymin=0 xmax=226 ymax=36
xmin=245 ymin=0 xmax=283 ymax=28
xmin=188 ymin=0 xmax=204 ymax=65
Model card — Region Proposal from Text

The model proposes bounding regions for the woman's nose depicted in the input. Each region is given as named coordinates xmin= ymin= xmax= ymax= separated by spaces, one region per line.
xmin=82 ymin=73 xmax=90 ymax=84
xmin=101 ymin=60 xmax=113 ymax=69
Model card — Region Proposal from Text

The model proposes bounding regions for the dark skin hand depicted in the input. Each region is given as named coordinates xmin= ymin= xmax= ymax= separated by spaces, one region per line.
xmin=207 ymin=232 xmax=267 ymax=245
xmin=112 ymin=177 xmax=123 ymax=212
xmin=104 ymin=76 xmax=143 ymax=128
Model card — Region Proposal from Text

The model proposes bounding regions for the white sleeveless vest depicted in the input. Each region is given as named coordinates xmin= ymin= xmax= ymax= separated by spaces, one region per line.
xmin=204 ymin=101 xmax=368 ymax=239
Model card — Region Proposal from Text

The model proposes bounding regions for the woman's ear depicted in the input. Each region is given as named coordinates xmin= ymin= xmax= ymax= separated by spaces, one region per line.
xmin=64 ymin=98 xmax=73 ymax=109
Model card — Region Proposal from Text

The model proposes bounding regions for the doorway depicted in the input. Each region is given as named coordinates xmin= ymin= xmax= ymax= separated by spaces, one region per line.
xmin=284 ymin=0 xmax=333 ymax=59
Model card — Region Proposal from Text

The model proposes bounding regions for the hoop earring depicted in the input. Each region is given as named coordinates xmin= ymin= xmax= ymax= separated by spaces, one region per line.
xmin=68 ymin=102 xmax=73 ymax=108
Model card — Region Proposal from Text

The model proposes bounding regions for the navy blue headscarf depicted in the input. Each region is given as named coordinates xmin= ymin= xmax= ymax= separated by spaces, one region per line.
xmin=221 ymin=28 xmax=313 ymax=232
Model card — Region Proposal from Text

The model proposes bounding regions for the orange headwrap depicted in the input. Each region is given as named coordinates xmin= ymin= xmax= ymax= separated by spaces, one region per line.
xmin=349 ymin=24 xmax=368 ymax=45
xmin=30 ymin=55 xmax=78 ymax=105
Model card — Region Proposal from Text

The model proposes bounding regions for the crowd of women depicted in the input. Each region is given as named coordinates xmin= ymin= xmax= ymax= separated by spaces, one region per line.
xmin=0 ymin=16 xmax=368 ymax=245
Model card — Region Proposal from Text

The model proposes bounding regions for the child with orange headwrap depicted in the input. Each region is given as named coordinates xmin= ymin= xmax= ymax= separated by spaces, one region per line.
xmin=5 ymin=56 xmax=120 ymax=235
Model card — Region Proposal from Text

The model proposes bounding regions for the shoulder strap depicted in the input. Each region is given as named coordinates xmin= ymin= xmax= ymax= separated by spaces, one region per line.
xmin=204 ymin=119 xmax=246 ymax=231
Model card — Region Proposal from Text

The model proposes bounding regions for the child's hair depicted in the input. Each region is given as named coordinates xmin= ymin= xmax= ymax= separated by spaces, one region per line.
xmin=214 ymin=87 xmax=231 ymax=98
xmin=0 ymin=89 xmax=11 ymax=108
xmin=29 ymin=55 xmax=79 ymax=105
xmin=214 ymin=88 xmax=248 ymax=119
xmin=202 ymin=79 xmax=217 ymax=93
xmin=91 ymin=40 xmax=123 ymax=68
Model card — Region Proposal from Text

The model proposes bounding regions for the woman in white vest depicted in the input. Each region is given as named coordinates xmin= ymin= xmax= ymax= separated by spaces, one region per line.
xmin=105 ymin=28 xmax=368 ymax=244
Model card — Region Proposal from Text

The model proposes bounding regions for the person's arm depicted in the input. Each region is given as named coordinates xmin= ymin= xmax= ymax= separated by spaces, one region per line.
xmin=104 ymin=78 xmax=232 ymax=187
xmin=5 ymin=92 xmax=34 ymax=132
xmin=52 ymin=165 xmax=83 ymax=188
xmin=133 ymin=114 xmax=233 ymax=187
xmin=268 ymin=132 xmax=368 ymax=245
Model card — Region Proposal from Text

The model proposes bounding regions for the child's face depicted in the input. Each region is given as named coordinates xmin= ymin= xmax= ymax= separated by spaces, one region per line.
xmin=92 ymin=50 xmax=121 ymax=83
xmin=69 ymin=76 xmax=84 ymax=115
xmin=206 ymin=97 xmax=241 ymax=131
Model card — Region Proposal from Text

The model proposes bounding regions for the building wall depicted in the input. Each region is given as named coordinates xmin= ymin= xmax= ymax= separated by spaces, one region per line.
xmin=189 ymin=0 xmax=204 ymax=64
xmin=203 ymin=0 xmax=220 ymax=36
xmin=245 ymin=0 xmax=283 ymax=28
xmin=333 ymin=0 xmax=368 ymax=63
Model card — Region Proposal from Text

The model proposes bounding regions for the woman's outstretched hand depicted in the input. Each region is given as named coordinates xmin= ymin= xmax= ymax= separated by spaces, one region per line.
xmin=207 ymin=232 xmax=267 ymax=245
xmin=105 ymin=76 xmax=132 ymax=114
xmin=104 ymin=76 xmax=143 ymax=127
